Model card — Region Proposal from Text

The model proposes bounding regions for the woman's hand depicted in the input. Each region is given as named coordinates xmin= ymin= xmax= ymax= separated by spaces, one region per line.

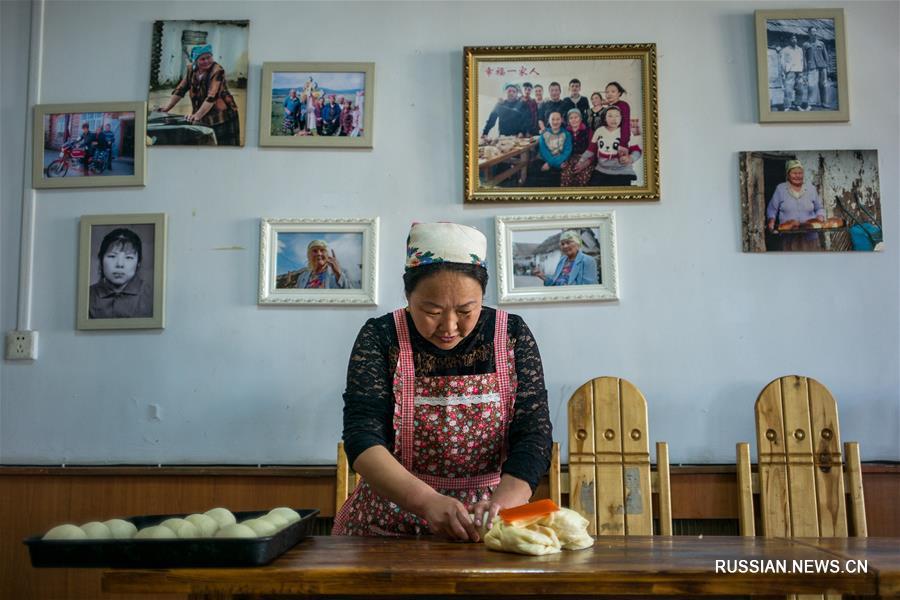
xmin=574 ymin=160 xmax=589 ymax=173
xmin=541 ymin=162 xmax=550 ymax=172
xmin=419 ymin=493 xmax=479 ymax=542
xmin=473 ymin=475 xmax=534 ymax=533
xmin=326 ymin=249 xmax=343 ymax=280
xmin=531 ymin=266 xmax=545 ymax=279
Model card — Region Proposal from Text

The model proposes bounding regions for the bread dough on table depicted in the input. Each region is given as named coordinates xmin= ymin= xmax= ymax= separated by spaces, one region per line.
xmin=482 ymin=507 xmax=594 ymax=556
xmin=103 ymin=518 xmax=138 ymax=539
xmin=185 ymin=513 xmax=218 ymax=537
xmin=43 ymin=524 xmax=87 ymax=540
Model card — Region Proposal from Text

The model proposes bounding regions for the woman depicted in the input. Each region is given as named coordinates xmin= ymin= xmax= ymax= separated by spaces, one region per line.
xmin=531 ymin=230 xmax=598 ymax=286
xmin=89 ymin=228 xmax=153 ymax=318
xmin=158 ymin=44 xmax=241 ymax=146
xmin=295 ymin=239 xmax=350 ymax=289
xmin=766 ymin=160 xmax=825 ymax=251
xmin=600 ymin=81 xmax=631 ymax=150
xmin=560 ymin=109 xmax=592 ymax=187
xmin=283 ymin=89 xmax=302 ymax=135
xmin=537 ymin=111 xmax=572 ymax=173
xmin=586 ymin=92 xmax=605 ymax=132
xmin=333 ymin=222 xmax=551 ymax=540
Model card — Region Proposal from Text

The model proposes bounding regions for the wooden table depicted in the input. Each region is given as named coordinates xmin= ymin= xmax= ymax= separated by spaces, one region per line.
xmin=102 ymin=535 xmax=900 ymax=599
xmin=478 ymin=141 xmax=536 ymax=187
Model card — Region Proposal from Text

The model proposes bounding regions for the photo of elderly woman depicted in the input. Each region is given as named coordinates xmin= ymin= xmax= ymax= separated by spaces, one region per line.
xmin=147 ymin=20 xmax=249 ymax=146
xmin=88 ymin=225 xmax=155 ymax=319
xmin=275 ymin=233 xmax=362 ymax=289
xmin=740 ymin=149 xmax=883 ymax=252
xmin=511 ymin=228 xmax=602 ymax=289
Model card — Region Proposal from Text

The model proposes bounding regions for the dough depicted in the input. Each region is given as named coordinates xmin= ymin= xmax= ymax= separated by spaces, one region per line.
xmin=80 ymin=521 xmax=112 ymax=539
xmin=483 ymin=507 xmax=594 ymax=555
xmin=260 ymin=512 xmax=289 ymax=530
xmin=214 ymin=523 xmax=257 ymax=538
xmin=242 ymin=518 xmax=278 ymax=537
xmin=103 ymin=519 xmax=137 ymax=539
xmin=204 ymin=507 xmax=236 ymax=528
xmin=268 ymin=507 xmax=301 ymax=524
xmin=185 ymin=513 xmax=218 ymax=537
xmin=134 ymin=525 xmax=177 ymax=539
xmin=159 ymin=518 xmax=199 ymax=538
xmin=43 ymin=524 xmax=87 ymax=540
xmin=484 ymin=519 xmax=561 ymax=555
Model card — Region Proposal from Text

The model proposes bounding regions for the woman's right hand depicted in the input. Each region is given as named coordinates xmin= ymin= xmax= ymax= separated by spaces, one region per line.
xmin=419 ymin=492 xmax=479 ymax=542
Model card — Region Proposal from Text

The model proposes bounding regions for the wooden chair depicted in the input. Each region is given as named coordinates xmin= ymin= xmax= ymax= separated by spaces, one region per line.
xmin=335 ymin=441 xmax=358 ymax=516
xmin=736 ymin=375 xmax=867 ymax=600
xmin=549 ymin=376 xmax=672 ymax=536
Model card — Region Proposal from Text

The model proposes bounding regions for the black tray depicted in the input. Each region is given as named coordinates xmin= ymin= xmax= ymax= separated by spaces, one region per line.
xmin=24 ymin=508 xmax=318 ymax=568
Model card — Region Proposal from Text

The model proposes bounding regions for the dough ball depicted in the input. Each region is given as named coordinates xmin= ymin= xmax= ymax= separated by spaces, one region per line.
xmin=80 ymin=521 xmax=112 ymax=539
xmin=204 ymin=507 xmax=236 ymax=528
xmin=134 ymin=525 xmax=177 ymax=539
xmin=267 ymin=507 xmax=301 ymax=524
xmin=214 ymin=523 xmax=257 ymax=538
xmin=259 ymin=512 xmax=288 ymax=530
xmin=43 ymin=524 xmax=87 ymax=540
xmin=103 ymin=519 xmax=137 ymax=539
xmin=159 ymin=518 xmax=199 ymax=539
xmin=185 ymin=513 xmax=218 ymax=537
xmin=242 ymin=518 xmax=278 ymax=537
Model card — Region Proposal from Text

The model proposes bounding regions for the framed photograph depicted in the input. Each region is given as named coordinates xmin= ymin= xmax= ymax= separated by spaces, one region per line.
xmin=739 ymin=150 xmax=882 ymax=252
xmin=147 ymin=19 xmax=249 ymax=146
xmin=258 ymin=217 xmax=378 ymax=305
xmin=259 ymin=62 xmax=374 ymax=148
xmin=77 ymin=213 xmax=167 ymax=330
xmin=464 ymin=44 xmax=658 ymax=203
xmin=755 ymin=9 xmax=849 ymax=122
xmin=495 ymin=213 xmax=619 ymax=304
xmin=33 ymin=102 xmax=147 ymax=189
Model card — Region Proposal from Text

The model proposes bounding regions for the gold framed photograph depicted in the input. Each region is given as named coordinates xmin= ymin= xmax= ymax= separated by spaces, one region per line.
xmin=755 ymin=9 xmax=849 ymax=122
xmin=77 ymin=213 xmax=167 ymax=330
xmin=464 ymin=44 xmax=659 ymax=203
xmin=259 ymin=62 xmax=374 ymax=148
xmin=33 ymin=102 xmax=147 ymax=189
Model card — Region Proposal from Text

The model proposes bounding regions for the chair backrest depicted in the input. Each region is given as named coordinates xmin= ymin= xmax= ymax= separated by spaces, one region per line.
xmin=335 ymin=441 xmax=358 ymax=516
xmin=550 ymin=376 xmax=671 ymax=536
xmin=736 ymin=375 xmax=867 ymax=538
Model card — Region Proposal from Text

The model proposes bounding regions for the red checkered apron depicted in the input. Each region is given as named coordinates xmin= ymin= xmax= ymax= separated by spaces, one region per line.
xmin=333 ymin=308 xmax=515 ymax=536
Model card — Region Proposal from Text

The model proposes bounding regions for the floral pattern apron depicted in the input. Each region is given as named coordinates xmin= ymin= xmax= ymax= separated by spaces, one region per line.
xmin=333 ymin=308 xmax=515 ymax=536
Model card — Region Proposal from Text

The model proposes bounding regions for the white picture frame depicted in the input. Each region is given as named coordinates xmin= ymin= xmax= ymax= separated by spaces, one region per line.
xmin=495 ymin=212 xmax=619 ymax=304
xmin=258 ymin=217 xmax=378 ymax=305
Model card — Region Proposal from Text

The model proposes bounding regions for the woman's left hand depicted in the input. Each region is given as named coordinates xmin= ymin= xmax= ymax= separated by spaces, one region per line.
xmin=186 ymin=113 xmax=199 ymax=124
xmin=472 ymin=475 xmax=534 ymax=534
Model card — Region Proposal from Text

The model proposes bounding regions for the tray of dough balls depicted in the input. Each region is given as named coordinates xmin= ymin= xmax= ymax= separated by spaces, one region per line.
xmin=24 ymin=506 xmax=319 ymax=568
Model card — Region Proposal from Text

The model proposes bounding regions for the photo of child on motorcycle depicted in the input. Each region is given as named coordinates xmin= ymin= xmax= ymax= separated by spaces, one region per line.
xmin=157 ymin=44 xmax=241 ymax=146
xmin=76 ymin=123 xmax=98 ymax=175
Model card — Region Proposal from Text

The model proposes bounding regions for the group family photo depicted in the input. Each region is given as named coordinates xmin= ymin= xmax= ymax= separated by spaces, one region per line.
xmin=465 ymin=45 xmax=659 ymax=203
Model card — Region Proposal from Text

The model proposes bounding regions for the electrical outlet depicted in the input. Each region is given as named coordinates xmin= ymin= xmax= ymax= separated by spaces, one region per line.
xmin=5 ymin=330 xmax=38 ymax=360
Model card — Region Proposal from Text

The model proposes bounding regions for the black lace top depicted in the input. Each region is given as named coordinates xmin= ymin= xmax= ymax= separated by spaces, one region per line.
xmin=342 ymin=306 xmax=552 ymax=491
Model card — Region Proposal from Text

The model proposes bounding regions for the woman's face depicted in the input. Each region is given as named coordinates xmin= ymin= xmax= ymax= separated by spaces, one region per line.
xmin=605 ymin=84 xmax=621 ymax=103
xmin=567 ymin=111 xmax=582 ymax=129
xmin=788 ymin=167 xmax=804 ymax=187
xmin=407 ymin=270 xmax=483 ymax=350
xmin=196 ymin=53 xmax=213 ymax=71
xmin=102 ymin=242 xmax=139 ymax=289
xmin=560 ymin=238 xmax=580 ymax=259
xmin=591 ymin=93 xmax=602 ymax=108
xmin=548 ymin=112 xmax=562 ymax=130
xmin=309 ymin=245 xmax=329 ymax=271
xmin=605 ymin=108 xmax=622 ymax=129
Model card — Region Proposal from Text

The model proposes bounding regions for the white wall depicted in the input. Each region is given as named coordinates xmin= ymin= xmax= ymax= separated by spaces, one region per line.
xmin=1 ymin=0 xmax=898 ymax=465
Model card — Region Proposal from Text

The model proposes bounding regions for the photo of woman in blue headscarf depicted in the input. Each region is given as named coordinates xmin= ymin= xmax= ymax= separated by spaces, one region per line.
xmin=531 ymin=230 xmax=599 ymax=286
xmin=157 ymin=43 xmax=241 ymax=146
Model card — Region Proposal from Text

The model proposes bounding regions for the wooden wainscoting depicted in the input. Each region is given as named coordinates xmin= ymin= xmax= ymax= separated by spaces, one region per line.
xmin=1 ymin=464 xmax=897 ymax=600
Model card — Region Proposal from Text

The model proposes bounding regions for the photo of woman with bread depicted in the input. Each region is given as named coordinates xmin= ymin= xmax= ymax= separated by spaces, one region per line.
xmin=766 ymin=159 xmax=825 ymax=251
xmin=333 ymin=222 xmax=551 ymax=541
